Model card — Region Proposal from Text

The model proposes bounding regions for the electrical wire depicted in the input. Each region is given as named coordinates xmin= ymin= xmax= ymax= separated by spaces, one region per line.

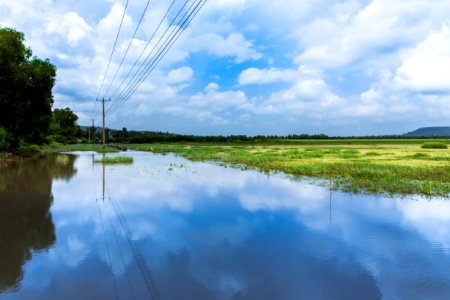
xmin=90 ymin=0 xmax=208 ymax=130
xmin=108 ymin=0 xmax=207 ymax=115
xmin=106 ymin=0 xmax=182 ymax=103
xmin=102 ymin=0 xmax=154 ymax=99
xmin=108 ymin=0 xmax=199 ymax=113
xmin=96 ymin=0 xmax=130 ymax=100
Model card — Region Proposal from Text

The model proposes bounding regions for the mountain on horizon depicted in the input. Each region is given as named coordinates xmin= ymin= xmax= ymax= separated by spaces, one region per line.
xmin=403 ymin=127 xmax=450 ymax=137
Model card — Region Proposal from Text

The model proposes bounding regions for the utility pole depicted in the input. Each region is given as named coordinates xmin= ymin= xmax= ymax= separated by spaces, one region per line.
xmin=89 ymin=119 xmax=95 ymax=143
xmin=96 ymin=98 xmax=110 ymax=146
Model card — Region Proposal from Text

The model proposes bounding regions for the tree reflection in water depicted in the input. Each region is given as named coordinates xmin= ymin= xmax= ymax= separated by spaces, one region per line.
xmin=0 ymin=155 xmax=77 ymax=291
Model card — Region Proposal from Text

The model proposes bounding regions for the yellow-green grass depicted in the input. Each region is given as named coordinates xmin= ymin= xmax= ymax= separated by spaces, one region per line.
xmin=94 ymin=156 xmax=133 ymax=164
xmin=126 ymin=141 xmax=450 ymax=197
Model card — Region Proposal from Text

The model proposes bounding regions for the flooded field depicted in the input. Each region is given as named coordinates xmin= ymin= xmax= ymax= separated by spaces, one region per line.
xmin=1 ymin=151 xmax=450 ymax=299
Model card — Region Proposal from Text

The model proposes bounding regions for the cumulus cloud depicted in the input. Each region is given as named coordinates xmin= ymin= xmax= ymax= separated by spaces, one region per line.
xmin=238 ymin=67 xmax=298 ymax=85
xmin=166 ymin=67 xmax=194 ymax=84
xmin=46 ymin=12 xmax=92 ymax=46
xmin=395 ymin=25 xmax=450 ymax=92
xmin=187 ymin=32 xmax=263 ymax=63
xmin=189 ymin=83 xmax=250 ymax=109
xmin=253 ymin=77 xmax=347 ymax=121
xmin=294 ymin=0 xmax=450 ymax=68
xmin=158 ymin=82 xmax=253 ymax=125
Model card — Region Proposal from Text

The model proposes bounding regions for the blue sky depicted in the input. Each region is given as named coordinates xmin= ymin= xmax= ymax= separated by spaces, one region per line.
xmin=1 ymin=0 xmax=450 ymax=135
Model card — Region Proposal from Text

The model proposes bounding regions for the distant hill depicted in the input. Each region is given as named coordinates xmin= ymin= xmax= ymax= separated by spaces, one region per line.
xmin=403 ymin=127 xmax=450 ymax=137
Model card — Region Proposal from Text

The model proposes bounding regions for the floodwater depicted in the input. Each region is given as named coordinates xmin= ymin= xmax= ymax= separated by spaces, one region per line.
xmin=1 ymin=152 xmax=450 ymax=300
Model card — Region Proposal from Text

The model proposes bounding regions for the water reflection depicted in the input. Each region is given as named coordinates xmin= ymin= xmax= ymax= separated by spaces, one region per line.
xmin=0 ymin=155 xmax=77 ymax=292
xmin=1 ymin=152 xmax=450 ymax=299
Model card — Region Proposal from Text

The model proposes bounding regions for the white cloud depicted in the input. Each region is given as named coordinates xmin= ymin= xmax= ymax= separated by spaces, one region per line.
xmin=188 ymin=83 xmax=251 ymax=111
xmin=255 ymin=77 xmax=347 ymax=120
xmin=166 ymin=67 xmax=194 ymax=84
xmin=150 ymin=83 xmax=255 ymax=125
xmin=239 ymin=68 xmax=298 ymax=85
xmin=205 ymin=82 xmax=219 ymax=92
xmin=395 ymin=25 xmax=450 ymax=91
xmin=209 ymin=0 xmax=247 ymax=12
xmin=187 ymin=32 xmax=263 ymax=63
xmin=418 ymin=94 xmax=450 ymax=119
xmin=97 ymin=2 xmax=133 ymax=41
xmin=295 ymin=0 xmax=450 ymax=68
xmin=46 ymin=12 xmax=92 ymax=46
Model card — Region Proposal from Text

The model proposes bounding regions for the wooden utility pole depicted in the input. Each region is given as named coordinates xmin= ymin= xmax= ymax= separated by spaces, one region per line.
xmin=89 ymin=119 xmax=95 ymax=143
xmin=96 ymin=98 xmax=110 ymax=146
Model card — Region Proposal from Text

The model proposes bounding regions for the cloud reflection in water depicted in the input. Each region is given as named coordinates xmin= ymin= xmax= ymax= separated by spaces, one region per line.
xmin=1 ymin=152 xmax=449 ymax=300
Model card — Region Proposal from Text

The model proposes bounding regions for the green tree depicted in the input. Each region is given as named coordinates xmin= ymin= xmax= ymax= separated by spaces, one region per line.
xmin=0 ymin=27 xmax=56 ymax=147
xmin=0 ymin=127 xmax=12 ymax=150
xmin=49 ymin=108 xmax=80 ymax=143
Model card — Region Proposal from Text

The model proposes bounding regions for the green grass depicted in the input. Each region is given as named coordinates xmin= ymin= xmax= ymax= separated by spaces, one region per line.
xmin=410 ymin=152 xmax=430 ymax=159
xmin=365 ymin=152 xmax=382 ymax=156
xmin=126 ymin=141 xmax=450 ymax=197
xmin=94 ymin=156 xmax=133 ymax=164
xmin=337 ymin=149 xmax=360 ymax=159
xmin=421 ymin=142 xmax=448 ymax=149
xmin=45 ymin=144 xmax=119 ymax=153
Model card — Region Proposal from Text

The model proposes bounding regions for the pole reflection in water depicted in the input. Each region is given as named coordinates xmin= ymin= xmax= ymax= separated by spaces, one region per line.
xmin=330 ymin=188 xmax=332 ymax=224
xmin=96 ymin=155 xmax=159 ymax=299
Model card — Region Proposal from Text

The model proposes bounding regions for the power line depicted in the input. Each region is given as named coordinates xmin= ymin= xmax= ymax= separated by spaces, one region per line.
xmin=102 ymin=0 xmax=153 ymax=99
xmin=108 ymin=0 xmax=193 ymax=104
xmin=108 ymin=0 xmax=197 ymax=111
xmin=110 ymin=0 xmax=208 ymax=115
xmin=108 ymin=0 xmax=207 ymax=115
xmin=106 ymin=0 xmax=180 ymax=102
xmin=96 ymin=0 xmax=130 ymax=100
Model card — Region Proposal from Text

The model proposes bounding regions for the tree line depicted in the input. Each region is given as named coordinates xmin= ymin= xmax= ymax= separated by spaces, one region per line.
xmin=0 ymin=27 xmax=80 ymax=151
xmin=104 ymin=130 xmax=331 ymax=143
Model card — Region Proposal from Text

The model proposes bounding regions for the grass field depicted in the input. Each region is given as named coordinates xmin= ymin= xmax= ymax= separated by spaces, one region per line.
xmin=126 ymin=139 xmax=450 ymax=197
xmin=94 ymin=156 xmax=133 ymax=164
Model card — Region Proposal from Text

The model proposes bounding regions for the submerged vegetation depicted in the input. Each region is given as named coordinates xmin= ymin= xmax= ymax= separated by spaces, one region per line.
xmin=94 ymin=156 xmax=133 ymax=164
xmin=127 ymin=140 xmax=450 ymax=197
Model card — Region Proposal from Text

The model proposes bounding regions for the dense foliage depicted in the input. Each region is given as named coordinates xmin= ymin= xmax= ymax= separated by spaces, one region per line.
xmin=49 ymin=108 xmax=81 ymax=143
xmin=0 ymin=27 xmax=56 ymax=149
xmin=421 ymin=142 xmax=448 ymax=149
